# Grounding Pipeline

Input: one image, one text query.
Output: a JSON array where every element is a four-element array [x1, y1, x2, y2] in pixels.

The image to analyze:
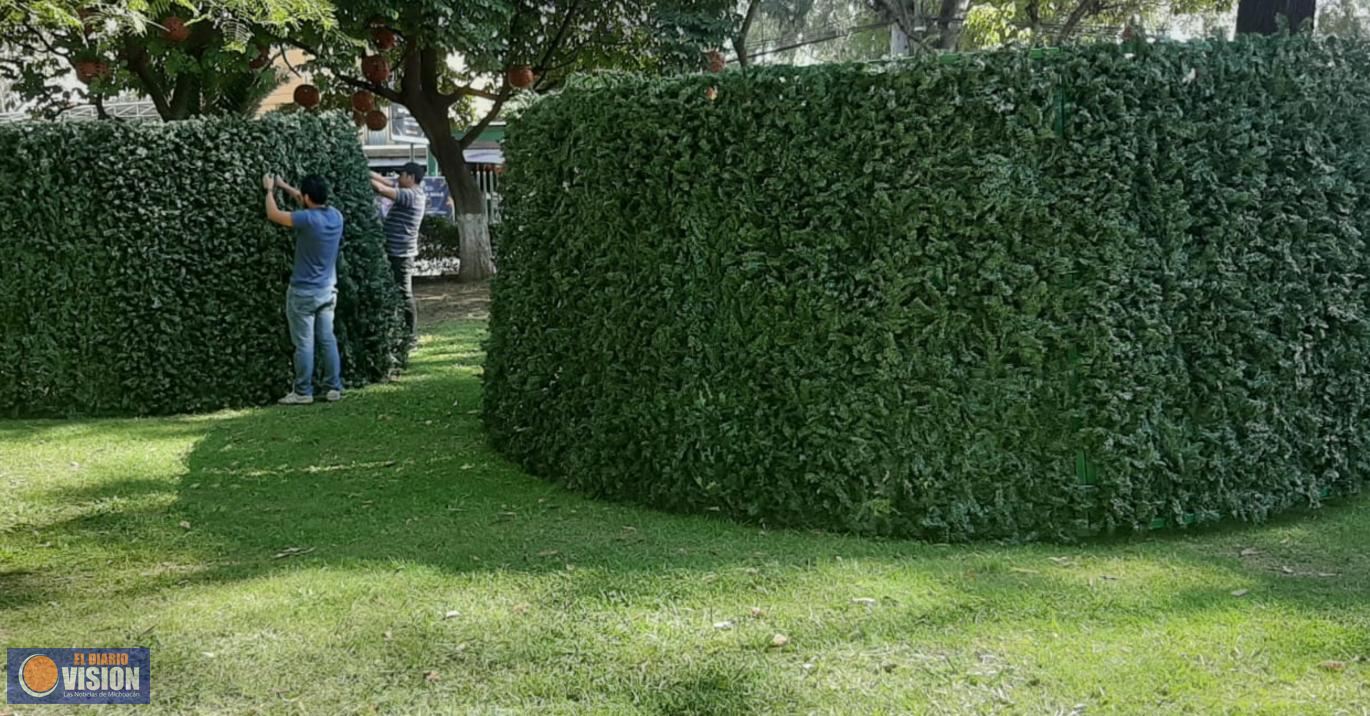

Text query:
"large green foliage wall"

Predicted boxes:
[[485, 37, 1370, 541], [0, 114, 407, 416]]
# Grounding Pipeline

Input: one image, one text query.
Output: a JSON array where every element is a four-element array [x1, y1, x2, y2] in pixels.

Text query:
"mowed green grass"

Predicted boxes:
[[2, 319, 1368, 716]]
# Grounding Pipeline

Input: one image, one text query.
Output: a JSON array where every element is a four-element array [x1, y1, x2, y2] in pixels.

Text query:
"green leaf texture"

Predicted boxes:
[[486, 37, 1370, 541]]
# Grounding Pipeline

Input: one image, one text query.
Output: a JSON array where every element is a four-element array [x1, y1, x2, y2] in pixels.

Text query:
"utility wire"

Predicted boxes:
[[742, 19, 894, 60]]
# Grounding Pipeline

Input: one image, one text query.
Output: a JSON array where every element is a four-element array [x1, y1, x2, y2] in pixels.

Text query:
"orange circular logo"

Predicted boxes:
[[19, 654, 59, 698]]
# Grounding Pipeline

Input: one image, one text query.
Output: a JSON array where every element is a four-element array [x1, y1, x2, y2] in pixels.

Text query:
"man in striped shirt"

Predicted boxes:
[[370, 162, 427, 346]]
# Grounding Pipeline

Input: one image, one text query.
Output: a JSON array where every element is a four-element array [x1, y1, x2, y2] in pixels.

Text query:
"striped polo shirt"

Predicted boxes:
[[384, 187, 426, 258]]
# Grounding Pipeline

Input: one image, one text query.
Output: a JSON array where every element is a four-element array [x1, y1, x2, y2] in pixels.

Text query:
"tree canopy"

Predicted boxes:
[[272, 0, 737, 281], [0, 0, 328, 119]]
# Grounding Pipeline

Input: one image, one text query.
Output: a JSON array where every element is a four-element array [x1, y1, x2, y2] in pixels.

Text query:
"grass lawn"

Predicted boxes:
[[2, 312, 1368, 715]]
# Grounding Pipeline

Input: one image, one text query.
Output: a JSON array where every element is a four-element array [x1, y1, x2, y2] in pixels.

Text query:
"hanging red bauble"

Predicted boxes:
[[293, 84, 321, 109], [75, 60, 109, 84], [362, 55, 390, 84], [163, 16, 191, 43], [372, 27, 396, 50], [506, 64, 534, 89], [706, 50, 725, 73], [365, 109, 388, 131], [351, 90, 375, 113]]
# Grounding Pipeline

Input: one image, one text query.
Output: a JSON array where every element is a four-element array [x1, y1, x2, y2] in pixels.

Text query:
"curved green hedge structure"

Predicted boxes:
[[485, 38, 1370, 541], [0, 114, 406, 416]]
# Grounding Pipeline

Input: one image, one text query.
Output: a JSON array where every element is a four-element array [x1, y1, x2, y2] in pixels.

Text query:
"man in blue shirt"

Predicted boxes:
[[263, 173, 344, 405]]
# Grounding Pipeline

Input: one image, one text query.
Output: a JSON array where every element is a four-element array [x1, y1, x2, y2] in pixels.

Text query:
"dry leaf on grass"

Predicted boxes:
[[442, 610, 461, 620], [1240, 548, 1261, 557], [713, 620, 735, 630], [178, 521, 191, 530], [512, 603, 530, 615], [770, 633, 790, 648], [1320, 660, 1347, 672], [750, 607, 766, 618], [536, 549, 560, 557], [424, 670, 441, 683], [851, 597, 878, 607], [1231, 589, 1250, 597], [272, 546, 315, 559], [383, 630, 393, 641]]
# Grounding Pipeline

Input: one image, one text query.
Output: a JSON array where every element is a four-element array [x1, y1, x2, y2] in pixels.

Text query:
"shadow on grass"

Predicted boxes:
[[18, 320, 1370, 630]]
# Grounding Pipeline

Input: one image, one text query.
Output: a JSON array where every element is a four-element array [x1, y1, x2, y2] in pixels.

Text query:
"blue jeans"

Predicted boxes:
[[286, 285, 342, 396]]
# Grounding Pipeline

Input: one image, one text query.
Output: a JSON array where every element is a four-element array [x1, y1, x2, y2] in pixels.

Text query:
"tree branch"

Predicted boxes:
[[534, 0, 583, 74], [253, 26, 405, 104], [335, 72, 403, 103], [420, 46, 441, 95], [459, 88, 511, 150], [470, 85, 501, 100], [167, 71, 197, 119], [122, 41, 173, 119], [398, 38, 423, 104]]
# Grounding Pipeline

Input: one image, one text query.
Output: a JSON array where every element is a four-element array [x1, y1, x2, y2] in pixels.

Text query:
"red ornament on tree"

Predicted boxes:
[[75, 59, 109, 85], [352, 110, 367, 127], [506, 64, 535, 89], [351, 90, 375, 113], [248, 47, 271, 70], [372, 27, 396, 50], [163, 16, 191, 43], [365, 109, 388, 131], [706, 50, 725, 73], [293, 84, 321, 109], [362, 55, 390, 84]]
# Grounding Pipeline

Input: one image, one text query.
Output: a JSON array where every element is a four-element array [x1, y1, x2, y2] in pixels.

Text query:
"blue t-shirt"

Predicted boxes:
[[290, 207, 343, 290]]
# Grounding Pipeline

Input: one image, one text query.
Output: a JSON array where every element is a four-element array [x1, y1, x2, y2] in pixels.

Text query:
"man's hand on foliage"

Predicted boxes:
[[262, 173, 276, 192], [275, 176, 303, 202]]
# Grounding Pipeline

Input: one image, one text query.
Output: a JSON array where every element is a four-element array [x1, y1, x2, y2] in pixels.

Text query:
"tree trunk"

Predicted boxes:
[[936, 0, 970, 50], [733, 0, 762, 67], [411, 101, 496, 282], [1236, 0, 1315, 34], [1055, 0, 1098, 44], [890, 24, 910, 55]]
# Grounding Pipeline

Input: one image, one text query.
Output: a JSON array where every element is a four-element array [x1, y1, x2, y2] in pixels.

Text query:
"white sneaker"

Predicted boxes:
[[278, 392, 314, 405], [325, 390, 342, 402]]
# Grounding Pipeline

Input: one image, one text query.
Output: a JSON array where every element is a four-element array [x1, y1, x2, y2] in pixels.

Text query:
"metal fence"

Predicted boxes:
[[471, 165, 503, 224]]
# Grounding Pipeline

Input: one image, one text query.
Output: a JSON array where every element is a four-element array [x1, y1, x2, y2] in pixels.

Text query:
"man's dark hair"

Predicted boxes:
[[401, 162, 426, 183], [300, 175, 329, 205]]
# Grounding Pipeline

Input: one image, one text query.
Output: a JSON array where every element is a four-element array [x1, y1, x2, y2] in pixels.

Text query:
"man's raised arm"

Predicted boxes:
[[370, 172, 398, 200], [263, 174, 293, 227], [274, 176, 304, 204]]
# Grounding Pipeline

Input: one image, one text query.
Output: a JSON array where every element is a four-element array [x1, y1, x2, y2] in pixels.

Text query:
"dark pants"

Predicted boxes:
[[389, 255, 417, 343]]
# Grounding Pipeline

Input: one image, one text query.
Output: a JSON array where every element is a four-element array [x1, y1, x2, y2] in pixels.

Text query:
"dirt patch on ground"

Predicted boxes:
[[416, 277, 490, 324]]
